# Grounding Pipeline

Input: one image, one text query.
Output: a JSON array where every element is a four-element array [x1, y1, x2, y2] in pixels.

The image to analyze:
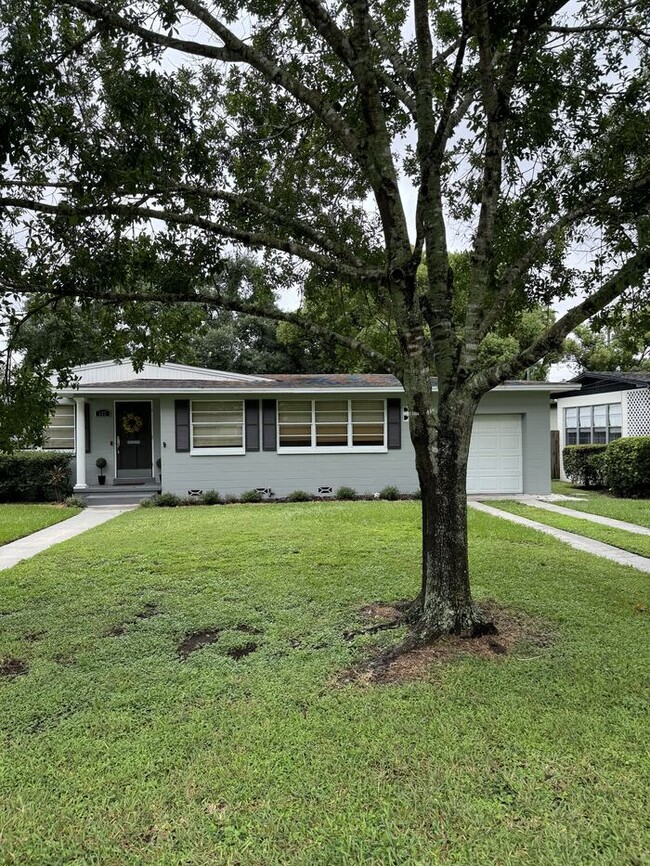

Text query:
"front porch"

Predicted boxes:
[[71, 396, 163, 502]]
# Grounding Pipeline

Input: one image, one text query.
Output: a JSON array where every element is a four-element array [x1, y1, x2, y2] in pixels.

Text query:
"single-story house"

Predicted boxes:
[[551, 371, 650, 481], [43, 360, 573, 503]]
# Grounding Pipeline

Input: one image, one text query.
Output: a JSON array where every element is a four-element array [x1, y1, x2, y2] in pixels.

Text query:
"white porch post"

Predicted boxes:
[[74, 397, 87, 489]]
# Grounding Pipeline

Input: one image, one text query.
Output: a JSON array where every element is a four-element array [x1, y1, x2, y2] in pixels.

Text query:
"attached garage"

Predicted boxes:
[[467, 414, 523, 494]]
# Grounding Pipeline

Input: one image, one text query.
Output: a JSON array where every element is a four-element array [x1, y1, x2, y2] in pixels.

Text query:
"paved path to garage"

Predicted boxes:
[[520, 498, 650, 535], [0, 506, 135, 572], [469, 500, 650, 573]]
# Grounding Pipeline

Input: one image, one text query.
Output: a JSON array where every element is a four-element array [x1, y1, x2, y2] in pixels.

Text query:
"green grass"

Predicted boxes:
[[0, 503, 80, 546], [552, 481, 650, 528], [492, 500, 650, 558], [0, 502, 648, 865]]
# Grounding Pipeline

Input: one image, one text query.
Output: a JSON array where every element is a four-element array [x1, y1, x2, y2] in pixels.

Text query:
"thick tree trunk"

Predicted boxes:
[[404, 383, 495, 643]]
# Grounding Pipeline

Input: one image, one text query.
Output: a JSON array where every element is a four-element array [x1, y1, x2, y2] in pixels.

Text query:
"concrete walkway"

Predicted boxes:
[[520, 498, 650, 535], [469, 500, 650, 573], [0, 506, 135, 571]]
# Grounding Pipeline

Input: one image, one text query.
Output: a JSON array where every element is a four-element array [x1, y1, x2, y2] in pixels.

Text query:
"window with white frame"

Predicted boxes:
[[564, 403, 622, 446], [191, 400, 244, 452], [43, 404, 75, 450], [278, 399, 386, 451]]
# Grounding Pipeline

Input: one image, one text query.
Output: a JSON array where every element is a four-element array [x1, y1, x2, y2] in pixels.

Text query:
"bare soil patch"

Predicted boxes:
[[177, 628, 222, 660], [339, 600, 553, 686], [0, 657, 29, 679], [226, 642, 258, 660]]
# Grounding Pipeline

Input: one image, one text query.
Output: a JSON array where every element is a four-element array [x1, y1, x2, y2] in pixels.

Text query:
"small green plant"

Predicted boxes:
[[181, 495, 203, 506], [202, 489, 223, 505], [95, 457, 108, 485], [223, 493, 240, 504], [139, 498, 154, 508], [412, 488, 422, 500], [379, 485, 400, 500], [63, 495, 86, 508], [285, 490, 313, 502], [240, 489, 263, 503], [336, 486, 357, 500], [48, 465, 69, 503], [151, 492, 182, 507]]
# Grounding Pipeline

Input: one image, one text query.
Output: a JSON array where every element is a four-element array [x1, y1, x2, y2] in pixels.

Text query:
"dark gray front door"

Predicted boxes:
[[116, 402, 152, 476]]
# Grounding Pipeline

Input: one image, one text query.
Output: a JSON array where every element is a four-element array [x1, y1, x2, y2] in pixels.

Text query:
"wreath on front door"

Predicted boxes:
[[122, 412, 144, 434]]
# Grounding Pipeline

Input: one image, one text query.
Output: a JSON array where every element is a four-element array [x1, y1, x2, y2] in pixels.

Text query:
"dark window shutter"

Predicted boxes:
[[245, 399, 260, 451], [387, 398, 401, 449], [84, 402, 91, 453], [262, 399, 277, 451], [175, 400, 190, 452]]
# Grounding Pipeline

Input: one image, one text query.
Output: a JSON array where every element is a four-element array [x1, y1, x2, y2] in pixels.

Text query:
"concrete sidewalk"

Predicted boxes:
[[470, 500, 650, 573], [520, 498, 650, 536], [0, 506, 135, 571]]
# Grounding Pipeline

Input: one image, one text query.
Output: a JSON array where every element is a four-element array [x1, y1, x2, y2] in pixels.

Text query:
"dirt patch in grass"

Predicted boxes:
[[23, 630, 46, 643], [234, 623, 262, 635], [106, 602, 160, 637], [339, 600, 554, 686], [226, 642, 258, 660], [0, 657, 29, 679], [177, 628, 222, 660]]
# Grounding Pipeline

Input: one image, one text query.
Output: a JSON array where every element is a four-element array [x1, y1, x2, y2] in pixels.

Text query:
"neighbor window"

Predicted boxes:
[[191, 400, 244, 452], [43, 404, 75, 450], [564, 403, 622, 446], [278, 399, 386, 451]]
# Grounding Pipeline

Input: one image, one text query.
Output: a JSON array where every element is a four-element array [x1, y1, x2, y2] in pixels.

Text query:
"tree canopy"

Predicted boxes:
[[1, 0, 648, 640]]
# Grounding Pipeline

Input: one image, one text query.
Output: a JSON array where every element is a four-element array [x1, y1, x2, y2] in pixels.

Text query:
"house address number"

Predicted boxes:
[[96, 409, 110, 417]]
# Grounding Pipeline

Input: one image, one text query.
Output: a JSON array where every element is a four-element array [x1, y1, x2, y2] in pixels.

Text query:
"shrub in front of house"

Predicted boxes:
[[202, 489, 223, 505], [240, 489, 263, 503], [223, 493, 240, 504], [379, 485, 400, 500], [150, 492, 182, 507], [603, 437, 650, 498], [285, 490, 314, 502], [336, 486, 357, 500], [562, 444, 608, 489], [0, 451, 73, 503], [64, 495, 87, 509]]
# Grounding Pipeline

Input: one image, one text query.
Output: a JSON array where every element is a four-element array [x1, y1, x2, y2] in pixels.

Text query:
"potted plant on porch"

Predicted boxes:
[[96, 457, 107, 485]]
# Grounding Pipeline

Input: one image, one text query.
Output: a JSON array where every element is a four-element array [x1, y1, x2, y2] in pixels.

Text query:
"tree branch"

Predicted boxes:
[[16, 285, 399, 373], [0, 196, 383, 284], [468, 250, 650, 394]]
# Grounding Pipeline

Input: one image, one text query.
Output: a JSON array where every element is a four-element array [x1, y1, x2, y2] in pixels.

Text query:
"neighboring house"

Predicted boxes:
[[551, 371, 650, 481], [42, 360, 573, 504]]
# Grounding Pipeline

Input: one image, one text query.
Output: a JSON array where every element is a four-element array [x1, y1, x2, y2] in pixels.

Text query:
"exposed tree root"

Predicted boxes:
[[336, 599, 552, 686]]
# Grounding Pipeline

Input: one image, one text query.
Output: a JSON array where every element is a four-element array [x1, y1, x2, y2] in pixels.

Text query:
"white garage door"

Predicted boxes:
[[467, 414, 523, 494]]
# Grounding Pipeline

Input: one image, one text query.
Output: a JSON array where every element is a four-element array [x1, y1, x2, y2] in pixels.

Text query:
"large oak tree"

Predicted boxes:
[[1, 0, 648, 642]]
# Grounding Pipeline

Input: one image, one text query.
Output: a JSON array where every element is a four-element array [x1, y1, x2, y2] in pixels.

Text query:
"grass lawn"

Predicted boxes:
[[0, 503, 80, 546], [492, 500, 650, 559], [552, 480, 650, 528], [0, 502, 648, 865]]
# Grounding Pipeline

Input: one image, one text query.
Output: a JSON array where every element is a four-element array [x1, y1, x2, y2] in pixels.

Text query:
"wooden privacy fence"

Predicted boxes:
[[550, 430, 560, 479]]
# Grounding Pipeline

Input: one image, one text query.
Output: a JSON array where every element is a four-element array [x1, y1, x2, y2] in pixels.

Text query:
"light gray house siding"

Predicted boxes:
[[56, 361, 560, 498], [157, 391, 551, 497]]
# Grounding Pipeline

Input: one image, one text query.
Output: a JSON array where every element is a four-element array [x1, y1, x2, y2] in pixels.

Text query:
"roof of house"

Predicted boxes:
[[551, 370, 650, 399], [55, 362, 575, 396]]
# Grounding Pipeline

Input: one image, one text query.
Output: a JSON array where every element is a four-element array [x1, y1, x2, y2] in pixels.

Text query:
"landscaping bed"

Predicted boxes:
[[0, 502, 648, 864]]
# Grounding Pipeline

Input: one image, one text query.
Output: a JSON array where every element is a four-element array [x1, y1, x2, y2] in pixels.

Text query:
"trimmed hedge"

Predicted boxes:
[[0, 451, 73, 502], [603, 437, 650, 498], [562, 444, 608, 489]]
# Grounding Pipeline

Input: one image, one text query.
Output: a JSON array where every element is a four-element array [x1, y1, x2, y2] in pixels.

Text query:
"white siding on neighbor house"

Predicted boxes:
[[157, 390, 551, 497], [554, 389, 628, 480], [68, 360, 273, 385]]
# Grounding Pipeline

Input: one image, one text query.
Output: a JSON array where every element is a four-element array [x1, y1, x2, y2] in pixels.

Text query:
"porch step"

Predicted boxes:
[[112, 477, 157, 486], [80, 484, 161, 506]]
